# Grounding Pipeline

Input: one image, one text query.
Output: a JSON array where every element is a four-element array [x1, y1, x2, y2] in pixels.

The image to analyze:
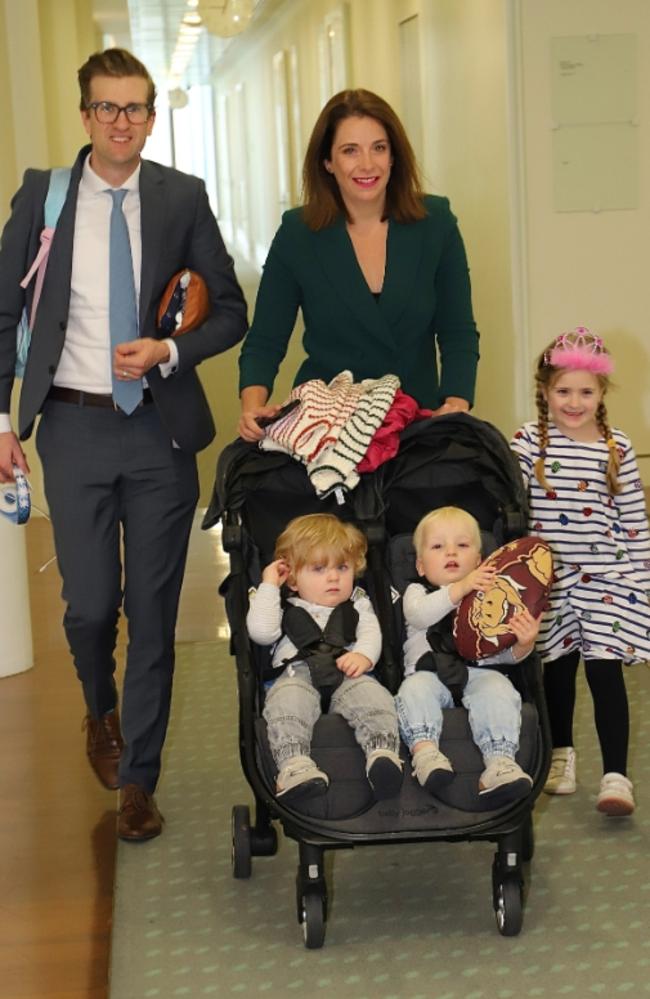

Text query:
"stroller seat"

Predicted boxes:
[[255, 701, 540, 826]]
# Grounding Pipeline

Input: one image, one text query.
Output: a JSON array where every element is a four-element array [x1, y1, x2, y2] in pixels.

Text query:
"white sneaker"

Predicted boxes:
[[411, 743, 454, 794], [366, 747, 404, 800], [544, 747, 577, 795], [276, 755, 329, 804], [596, 772, 635, 817], [479, 756, 532, 807]]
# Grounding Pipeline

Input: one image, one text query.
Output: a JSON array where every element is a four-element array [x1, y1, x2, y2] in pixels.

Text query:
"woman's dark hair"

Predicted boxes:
[[78, 48, 157, 110], [302, 89, 426, 230]]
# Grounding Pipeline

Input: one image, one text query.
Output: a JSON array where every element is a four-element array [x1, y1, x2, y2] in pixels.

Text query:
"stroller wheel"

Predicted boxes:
[[301, 891, 326, 949], [231, 805, 252, 879], [494, 879, 523, 936]]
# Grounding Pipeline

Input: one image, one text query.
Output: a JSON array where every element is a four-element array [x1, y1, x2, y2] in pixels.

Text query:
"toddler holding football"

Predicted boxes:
[[395, 506, 540, 806]]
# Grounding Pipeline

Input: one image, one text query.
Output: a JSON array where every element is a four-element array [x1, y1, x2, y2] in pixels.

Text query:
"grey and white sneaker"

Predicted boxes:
[[479, 756, 532, 807], [411, 743, 455, 795], [366, 748, 404, 800], [596, 772, 635, 817], [544, 747, 577, 795], [276, 755, 329, 804]]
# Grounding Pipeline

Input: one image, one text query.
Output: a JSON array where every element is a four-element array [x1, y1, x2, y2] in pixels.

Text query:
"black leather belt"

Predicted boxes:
[[47, 386, 153, 409]]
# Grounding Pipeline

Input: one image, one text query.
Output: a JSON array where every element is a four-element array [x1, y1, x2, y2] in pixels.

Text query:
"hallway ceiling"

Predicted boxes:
[[91, 1, 270, 90]]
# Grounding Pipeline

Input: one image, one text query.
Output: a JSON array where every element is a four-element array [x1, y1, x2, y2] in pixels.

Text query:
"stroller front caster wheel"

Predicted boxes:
[[300, 891, 326, 949], [494, 879, 523, 936], [231, 805, 252, 879]]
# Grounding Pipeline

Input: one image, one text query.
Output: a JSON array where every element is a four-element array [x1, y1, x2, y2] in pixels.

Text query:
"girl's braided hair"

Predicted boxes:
[[533, 328, 620, 495]]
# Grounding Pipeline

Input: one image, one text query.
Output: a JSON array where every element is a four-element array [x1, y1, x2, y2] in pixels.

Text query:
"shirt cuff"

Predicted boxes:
[[158, 338, 179, 378], [0, 413, 12, 434]]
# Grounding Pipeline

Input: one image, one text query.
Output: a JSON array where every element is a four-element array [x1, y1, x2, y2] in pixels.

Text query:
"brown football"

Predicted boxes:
[[453, 535, 553, 660], [157, 269, 210, 336]]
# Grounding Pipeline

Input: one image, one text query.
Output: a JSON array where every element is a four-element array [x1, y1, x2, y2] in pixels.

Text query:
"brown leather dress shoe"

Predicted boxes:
[[117, 784, 164, 842], [83, 710, 123, 790]]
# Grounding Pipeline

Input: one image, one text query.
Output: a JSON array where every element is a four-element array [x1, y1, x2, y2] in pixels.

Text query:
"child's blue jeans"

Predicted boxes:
[[395, 667, 521, 760]]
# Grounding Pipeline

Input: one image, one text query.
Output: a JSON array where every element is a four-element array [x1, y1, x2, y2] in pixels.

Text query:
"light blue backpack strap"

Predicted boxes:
[[43, 167, 71, 227], [15, 167, 71, 378]]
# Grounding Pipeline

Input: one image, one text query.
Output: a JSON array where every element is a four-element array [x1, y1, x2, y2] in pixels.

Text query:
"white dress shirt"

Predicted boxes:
[[0, 154, 177, 433]]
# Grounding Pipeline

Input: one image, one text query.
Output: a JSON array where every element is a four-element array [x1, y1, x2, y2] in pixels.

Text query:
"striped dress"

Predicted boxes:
[[511, 422, 650, 664]]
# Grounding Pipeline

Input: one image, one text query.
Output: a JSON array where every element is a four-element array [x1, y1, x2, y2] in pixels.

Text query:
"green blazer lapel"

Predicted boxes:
[[311, 218, 397, 353], [379, 216, 427, 328], [138, 160, 165, 331]]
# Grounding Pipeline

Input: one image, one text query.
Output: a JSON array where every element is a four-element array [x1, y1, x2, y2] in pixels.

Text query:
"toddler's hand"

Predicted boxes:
[[336, 652, 373, 678], [509, 608, 542, 659], [460, 564, 497, 598], [261, 558, 290, 588]]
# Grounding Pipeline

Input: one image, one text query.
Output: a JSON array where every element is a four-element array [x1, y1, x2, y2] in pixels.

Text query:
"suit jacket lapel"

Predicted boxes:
[[311, 218, 396, 353], [311, 214, 427, 352], [380, 215, 427, 328], [138, 160, 165, 331]]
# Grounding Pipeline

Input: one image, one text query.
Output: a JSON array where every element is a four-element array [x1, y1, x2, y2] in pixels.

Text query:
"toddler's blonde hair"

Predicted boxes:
[[413, 506, 482, 559]]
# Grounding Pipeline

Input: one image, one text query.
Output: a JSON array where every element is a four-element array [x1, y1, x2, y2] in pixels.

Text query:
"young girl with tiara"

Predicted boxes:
[[511, 327, 650, 816]]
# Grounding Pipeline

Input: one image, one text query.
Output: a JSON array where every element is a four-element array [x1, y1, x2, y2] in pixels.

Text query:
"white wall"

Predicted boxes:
[[518, 0, 650, 479], [413, 0, 517, 433]]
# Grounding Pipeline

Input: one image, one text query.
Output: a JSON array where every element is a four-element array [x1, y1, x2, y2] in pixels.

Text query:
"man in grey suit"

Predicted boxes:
[[0, 49, 247, 840]]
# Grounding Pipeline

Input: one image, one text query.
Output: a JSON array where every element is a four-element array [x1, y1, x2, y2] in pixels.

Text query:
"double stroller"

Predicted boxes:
[[203, 413, 552, 947]]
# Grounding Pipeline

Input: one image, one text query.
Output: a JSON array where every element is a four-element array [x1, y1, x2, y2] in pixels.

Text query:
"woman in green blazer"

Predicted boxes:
[[238, 89, 479, 441]]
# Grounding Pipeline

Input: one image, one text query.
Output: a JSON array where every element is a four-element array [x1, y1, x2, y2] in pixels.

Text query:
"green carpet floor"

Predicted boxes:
[[110, 643, 650, 998]]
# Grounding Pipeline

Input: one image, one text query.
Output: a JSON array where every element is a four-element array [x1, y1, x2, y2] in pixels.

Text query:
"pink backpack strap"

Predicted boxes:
[[20, 226, 55, 329]]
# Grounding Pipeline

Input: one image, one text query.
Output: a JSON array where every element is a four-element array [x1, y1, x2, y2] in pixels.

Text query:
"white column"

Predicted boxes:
[[1, 0, 39, 677], [0, 519, 33, 676]]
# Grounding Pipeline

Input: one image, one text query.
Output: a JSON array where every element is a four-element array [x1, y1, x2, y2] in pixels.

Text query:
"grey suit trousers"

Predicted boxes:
[[36, 397, 199, 791]]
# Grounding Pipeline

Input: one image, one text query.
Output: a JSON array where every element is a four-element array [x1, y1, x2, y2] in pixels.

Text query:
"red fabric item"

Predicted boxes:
[[357, 389, 433, 473]]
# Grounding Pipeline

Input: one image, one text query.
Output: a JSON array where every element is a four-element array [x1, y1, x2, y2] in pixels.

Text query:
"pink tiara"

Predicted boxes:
[[544, 327, 614, 375]]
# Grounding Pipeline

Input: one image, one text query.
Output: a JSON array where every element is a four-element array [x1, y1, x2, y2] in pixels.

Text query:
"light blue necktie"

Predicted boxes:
[[108, 189, 143, 414]]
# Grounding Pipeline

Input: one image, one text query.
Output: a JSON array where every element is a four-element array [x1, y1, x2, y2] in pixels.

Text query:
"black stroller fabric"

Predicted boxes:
[[203, 438, 383, 567], [379, 413, 529, 539]]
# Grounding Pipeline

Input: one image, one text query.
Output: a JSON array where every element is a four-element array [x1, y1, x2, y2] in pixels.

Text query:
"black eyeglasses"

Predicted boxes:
[[86, 101, 154, 125]]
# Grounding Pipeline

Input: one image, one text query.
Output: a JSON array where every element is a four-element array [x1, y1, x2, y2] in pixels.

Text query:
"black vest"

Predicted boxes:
[[280, 600, 359, 702]]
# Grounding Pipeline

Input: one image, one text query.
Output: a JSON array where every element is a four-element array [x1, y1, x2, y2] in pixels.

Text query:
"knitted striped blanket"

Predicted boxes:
[[259, 371, 400, 498]]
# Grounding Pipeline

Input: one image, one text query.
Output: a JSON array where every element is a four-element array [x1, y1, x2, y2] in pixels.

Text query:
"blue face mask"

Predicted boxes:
[[0, 467, 31, 525]]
